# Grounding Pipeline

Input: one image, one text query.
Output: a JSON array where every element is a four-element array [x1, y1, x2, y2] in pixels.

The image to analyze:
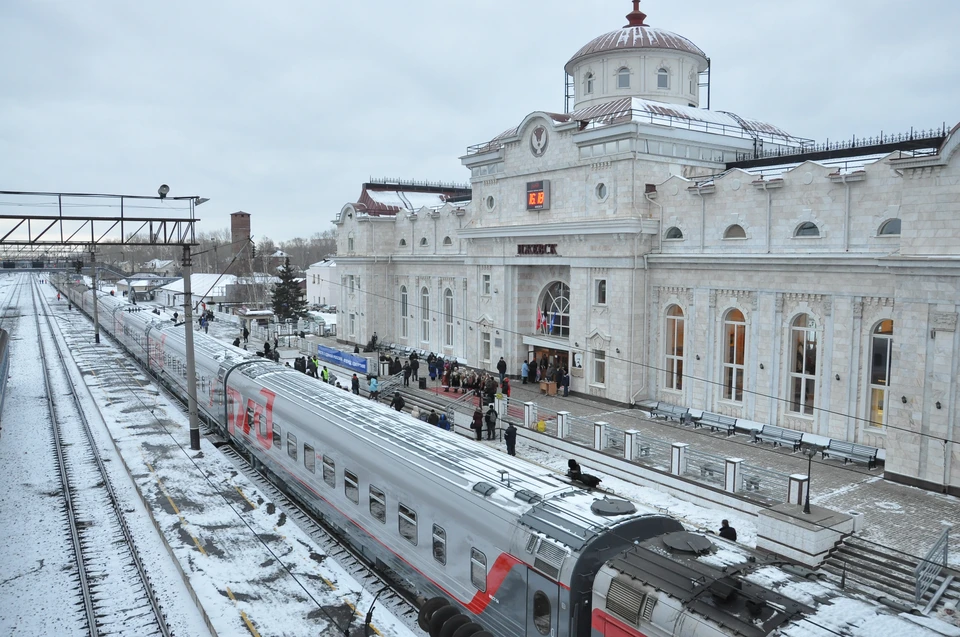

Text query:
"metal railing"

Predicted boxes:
[[915, 525, 951, 604], [734, 125, 948, 163], [738, 463, 791, 499], [684, 448, 728, 485]]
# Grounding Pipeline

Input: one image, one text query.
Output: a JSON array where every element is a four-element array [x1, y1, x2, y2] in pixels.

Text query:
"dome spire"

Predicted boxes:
[[624, 0, 648, 27]]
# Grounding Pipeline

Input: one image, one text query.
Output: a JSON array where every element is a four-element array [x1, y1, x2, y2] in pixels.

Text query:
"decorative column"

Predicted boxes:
[[524, 401, 537, 429], [594, 422, 608, 451], [671, 443, 688, 476], [556, 411, 570, 438], [724, 458, 743, 493]]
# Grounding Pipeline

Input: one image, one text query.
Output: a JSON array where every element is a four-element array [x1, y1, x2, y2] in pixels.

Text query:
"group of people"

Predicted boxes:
[[521, 357, 571, 396]]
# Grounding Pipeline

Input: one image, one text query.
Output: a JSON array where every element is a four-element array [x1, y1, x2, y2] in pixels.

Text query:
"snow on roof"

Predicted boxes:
[[365, 189, 448, 210], [158, 273, 238, 297], [308, 258, 336, 268], [565, 25, 706, 73], [741, 153, 890, 180]]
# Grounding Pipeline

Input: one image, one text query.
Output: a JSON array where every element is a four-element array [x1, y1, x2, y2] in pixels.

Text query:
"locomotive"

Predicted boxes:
[[61, 282, 950, 637]]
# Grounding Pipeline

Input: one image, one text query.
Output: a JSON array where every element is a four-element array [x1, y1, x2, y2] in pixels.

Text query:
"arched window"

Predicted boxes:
[[724, 224, 746, 239], [420, 287, 430, 343], [533, 591, 552, 635], [789, 314, 817, 415], [539, 282, 570, 337], [665, 226, 684, 240], [584, 72, 594, 94], [665, 305, 684, 390], [443, 288, 454, 348], [868, 320, 893, 428], [879, 219, 901, 235], [419, 237, 428, 247], [795, 221, 820, 237], [657, 67, 669, 89], [617, 67, 630, 89], [399, 238, 407, 247], [442, 236, 453, 246], [399, 286, 408, 339], [722, 309, 746, 401]]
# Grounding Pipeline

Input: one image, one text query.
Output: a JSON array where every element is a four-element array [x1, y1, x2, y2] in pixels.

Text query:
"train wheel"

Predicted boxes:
[[417, 597, 450, 631], [450, 622, 484, 637], [428, 606, 460, 637], [437, 614, 471, 637]]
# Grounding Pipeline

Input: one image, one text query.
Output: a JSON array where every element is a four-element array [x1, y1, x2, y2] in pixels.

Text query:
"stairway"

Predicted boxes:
[[821, 535, 960, 614]]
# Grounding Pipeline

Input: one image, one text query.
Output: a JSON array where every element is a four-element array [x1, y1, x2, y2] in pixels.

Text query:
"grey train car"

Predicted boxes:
[[63, 284, 951, 637]]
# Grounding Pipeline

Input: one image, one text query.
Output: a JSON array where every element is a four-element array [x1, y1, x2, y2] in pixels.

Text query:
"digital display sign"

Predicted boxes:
[[526, 180, 551, 211]]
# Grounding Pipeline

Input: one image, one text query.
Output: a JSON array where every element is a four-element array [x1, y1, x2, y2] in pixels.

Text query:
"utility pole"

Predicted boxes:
[[182, 245, 201, 450], [91, 247, 100, 344]]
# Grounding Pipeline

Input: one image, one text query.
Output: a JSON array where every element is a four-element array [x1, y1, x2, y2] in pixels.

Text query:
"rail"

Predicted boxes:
[[915, 525, 951, 605]]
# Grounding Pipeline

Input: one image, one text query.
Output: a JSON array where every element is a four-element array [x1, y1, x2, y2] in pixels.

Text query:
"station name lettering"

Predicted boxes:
[[517, 244, 558, 255]]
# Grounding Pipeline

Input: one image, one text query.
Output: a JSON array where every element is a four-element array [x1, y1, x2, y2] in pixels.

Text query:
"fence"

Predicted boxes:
[[915, 524, 951, 605]]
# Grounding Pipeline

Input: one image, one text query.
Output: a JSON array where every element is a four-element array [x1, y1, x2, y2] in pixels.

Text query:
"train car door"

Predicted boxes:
[[526, 571, 559, 637]]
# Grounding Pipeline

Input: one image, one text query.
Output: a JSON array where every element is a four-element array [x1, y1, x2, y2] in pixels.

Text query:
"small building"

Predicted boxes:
[[142, 258, 176, 276], [156, 273, 235, 310], [305, 258, 338, 308]]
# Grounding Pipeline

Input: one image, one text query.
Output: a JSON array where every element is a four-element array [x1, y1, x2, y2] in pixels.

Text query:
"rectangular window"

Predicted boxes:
[[258, 412, 266, 438], [432, 525, 446, 565], [349, 313, 356, 337], [595, 279, 607, 305], [322, 455, 336, 488], [470, 548, 487, 591], [482, 273, 491, 296], [303, 443, 316, 473], [369, 486, 386, 523], [272, 424, 281, 449], [398, 503, 418, 545], [287, 432, 298, 461], [593, 349, 606, 385], [344, 470, 359, 504], [481, 332, 491, 362], [348, 275, 355, 293], [347, 237, 355, 252]]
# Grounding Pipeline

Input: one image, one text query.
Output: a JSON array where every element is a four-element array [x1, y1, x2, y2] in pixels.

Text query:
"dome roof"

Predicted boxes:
[[565, 2, 707, 74]]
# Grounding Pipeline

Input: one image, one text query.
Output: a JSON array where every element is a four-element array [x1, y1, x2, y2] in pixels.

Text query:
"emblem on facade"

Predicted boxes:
[[530, 125, 548, 157]]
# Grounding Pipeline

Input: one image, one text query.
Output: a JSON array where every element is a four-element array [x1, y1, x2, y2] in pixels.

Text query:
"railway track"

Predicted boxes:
[[217, 445, 423, 633], [31, 279, 173, 637]]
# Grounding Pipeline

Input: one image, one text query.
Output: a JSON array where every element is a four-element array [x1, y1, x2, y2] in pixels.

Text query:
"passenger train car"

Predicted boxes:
[[62, 282, 951, 637]]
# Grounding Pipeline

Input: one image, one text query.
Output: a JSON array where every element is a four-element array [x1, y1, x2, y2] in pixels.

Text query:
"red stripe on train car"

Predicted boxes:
[[591, 608, 649, 637]]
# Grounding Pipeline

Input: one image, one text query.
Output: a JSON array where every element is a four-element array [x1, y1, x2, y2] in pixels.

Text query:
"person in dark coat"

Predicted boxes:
[[232, 337, 241, 347], [484, 376, 498, 405], [718, 520, 737, 542], [402, 362, 411, 387], [243, 327, 249, 343], [567, 459, 601, 488], [390, 392, 405, 412], [504, 423, 517, 456], [410, 357, 420, 381], [351, 373, 360, 395], [471, 408, 483, 441], [438, 413, 450, 431], [485, 405, 497, 441], [561, 369, 570, 397], [263, 340, 271, 355], [427, 409, 440, 427], [496, 357, 507, 383], [501, 377, 511, 398]]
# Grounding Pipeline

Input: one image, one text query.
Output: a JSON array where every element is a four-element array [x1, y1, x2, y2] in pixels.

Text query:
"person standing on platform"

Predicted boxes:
[[438, 413, 450, 431], [501, 377, 511, 398], [368, 376, 379, 400], [718, 520, 737, 542], [497, 357, 507, 383], [390, 392, 405, 412], [504, 423, 517, 456], [561, 369, 570, 397], [351, 373, 360, 395], [485, 405, 497, 441], [427, 409, 440, 427], [402, 362, 411, 387], [410, 355, 420, 381], [521, 360, 529, 384], [471, 407, 483, 441]]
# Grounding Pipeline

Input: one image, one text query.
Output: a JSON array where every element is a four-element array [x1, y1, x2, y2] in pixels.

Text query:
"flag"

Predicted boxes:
[[549, 312, 557, 334], [536, 307, 543, 332]]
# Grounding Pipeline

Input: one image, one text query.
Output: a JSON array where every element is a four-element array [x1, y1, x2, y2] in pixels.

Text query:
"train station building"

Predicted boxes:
[[331, 3, 960, 493]]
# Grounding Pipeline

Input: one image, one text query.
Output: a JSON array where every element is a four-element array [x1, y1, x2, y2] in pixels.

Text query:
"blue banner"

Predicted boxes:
[[317, 344, 369, 374]]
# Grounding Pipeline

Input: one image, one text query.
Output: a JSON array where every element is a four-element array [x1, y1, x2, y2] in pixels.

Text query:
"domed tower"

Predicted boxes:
[[564, 1, 709, 111]]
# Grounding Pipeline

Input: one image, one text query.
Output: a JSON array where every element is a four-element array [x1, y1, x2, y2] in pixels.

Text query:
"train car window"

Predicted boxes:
[[272, 424, 282, 449], [432, 525, 446, 565], [369, 486, 386, 523], [258, 412, 267, 438], [287, 433, 298, 460], [322, 456, 335, 487], [470, 548, 487, 591], [533, 591, 552, 635], [303, 444, 316, 473], [344, 470, 359, 504], [398, 504, 418, 546], [246, 407, 254, 433]]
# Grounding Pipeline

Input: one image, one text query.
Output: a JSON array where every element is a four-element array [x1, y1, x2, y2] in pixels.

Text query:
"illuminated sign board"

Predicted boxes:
[[526, 180, 551, 211]]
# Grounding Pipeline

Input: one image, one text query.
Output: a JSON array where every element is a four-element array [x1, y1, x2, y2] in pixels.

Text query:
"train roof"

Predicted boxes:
[[238, 361, 666, 552]]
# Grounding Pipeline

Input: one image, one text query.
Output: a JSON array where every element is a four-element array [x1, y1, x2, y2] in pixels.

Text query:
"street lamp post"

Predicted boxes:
[[803, 446, 820, 514]]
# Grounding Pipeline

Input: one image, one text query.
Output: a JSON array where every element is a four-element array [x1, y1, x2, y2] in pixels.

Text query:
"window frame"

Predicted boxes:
[[722, 309, 746, 402], [322, 455, 336, 488], [878, 219, 901, 236], [533, 590, 552, 635], [795, 221, 820, 237], [287, 432, 298, 461], [443, 288, 454, 348], [344, 469, 359, 504], [481, 273, 491, 296], [303, 443, 316, 473], [665, 305, 684, 391], [789, 314, 818, 416], [585, 72, 594, 94], [593, 349, 606, 386], [617, 67, 630, 89], [400, 286, 408, 339], [369, 485, 386, 523], [724, 224, 746, 239], [398, 503, 418, 546], [432, 524, 446, 565], [595, 279, 607, 306], [657, 67, 669, 89], [420, 287, 430, 343], [480, 331, 491, 362], [665, 226, 684, 240], [272, 423, 281, 449], [867, 320, 893, 429], [470, 548, 487, 591]]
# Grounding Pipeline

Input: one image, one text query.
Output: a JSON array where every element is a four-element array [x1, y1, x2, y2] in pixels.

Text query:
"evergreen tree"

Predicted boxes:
[[271, 257, 308, 322]]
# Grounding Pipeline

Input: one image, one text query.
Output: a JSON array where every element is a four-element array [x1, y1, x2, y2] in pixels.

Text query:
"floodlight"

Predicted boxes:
[[158, 184, 170, 199]]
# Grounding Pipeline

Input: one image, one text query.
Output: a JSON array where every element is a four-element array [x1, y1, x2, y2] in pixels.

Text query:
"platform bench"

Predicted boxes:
[[696, 412, 737, 436], [650, 402, 689, 422], [755, 425, 803, 451], [822, 440, 879, 469]]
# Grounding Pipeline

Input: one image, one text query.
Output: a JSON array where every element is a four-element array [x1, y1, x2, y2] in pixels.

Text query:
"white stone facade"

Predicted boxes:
[[333, 10, 960, 494]]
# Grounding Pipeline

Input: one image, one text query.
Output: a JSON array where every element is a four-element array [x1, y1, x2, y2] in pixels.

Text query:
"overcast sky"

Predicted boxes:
[[2, 0, 957, 243]]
